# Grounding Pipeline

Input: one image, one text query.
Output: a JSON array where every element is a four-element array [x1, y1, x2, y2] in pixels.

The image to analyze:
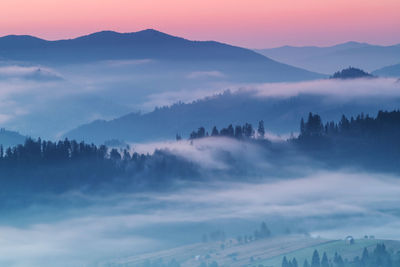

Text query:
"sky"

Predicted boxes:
[[0, 0, 399, 48]]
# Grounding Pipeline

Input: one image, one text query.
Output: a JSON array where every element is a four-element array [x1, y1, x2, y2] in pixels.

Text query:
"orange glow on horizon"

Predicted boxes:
[[0, 0, 399, 48]]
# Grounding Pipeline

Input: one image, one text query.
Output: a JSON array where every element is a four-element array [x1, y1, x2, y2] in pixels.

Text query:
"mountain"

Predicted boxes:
[[373, 63, 400, 77], [0, 128, 26, 148], [65, 89, 400, 144], [256, 42, 400, 74], [0, 29, 323, 82]]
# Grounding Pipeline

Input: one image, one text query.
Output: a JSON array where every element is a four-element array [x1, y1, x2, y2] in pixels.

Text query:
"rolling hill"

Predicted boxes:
[[373, 63, 400, 77], [65, 88, 400, 144]]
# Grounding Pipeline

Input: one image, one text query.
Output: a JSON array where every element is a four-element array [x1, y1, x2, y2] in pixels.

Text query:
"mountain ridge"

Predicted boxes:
[[0, 29, 275, 63], [64, 89, 400, 144], [0, 28, 324, 82], [256, 42, 400, 74]]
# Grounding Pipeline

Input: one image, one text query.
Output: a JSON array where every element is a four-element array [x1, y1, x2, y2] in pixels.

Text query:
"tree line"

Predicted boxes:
[[299, 110, 400, 139], [281, 243, 399, 267], [184, 109, 400, 173], [0, 138, 198, 194], [184, 120, 265, 140], [3, 109, 400, 195]]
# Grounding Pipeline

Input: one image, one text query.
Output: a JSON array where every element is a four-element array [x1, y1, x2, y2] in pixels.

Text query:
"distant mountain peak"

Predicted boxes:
[[139, 28, 165, 34], [0, 34, 46, 45], [73, 28, 180, 42], [331, 41, 371, 49]]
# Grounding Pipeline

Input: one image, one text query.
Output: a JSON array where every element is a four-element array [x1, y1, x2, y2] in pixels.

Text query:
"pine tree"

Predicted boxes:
[[258, 120, 265, 138], [311, 250, 321, 267], [243, 123, 254, 138], [321, 252, 329, 267], [300, 118, 306, 135], [227, 124, 234, 137], [361, 247, 369, 265], [211, 126, 219, 136], [197, 127, 206, 138], [235, 125, 243, 139], [282, 256, 289, 267], [292, 258, 299, 267], [260, 222, 271, 238]]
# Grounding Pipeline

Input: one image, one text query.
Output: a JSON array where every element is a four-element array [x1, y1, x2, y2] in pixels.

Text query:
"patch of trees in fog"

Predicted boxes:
[[187, 120, 265, 140], [2, 109, 400, 196], [299, 110, 400, 139], [0, 138, 198, 194], [236, 222, 271, 245], [330, 67, 373, 79], [295, 110, 400, 172], [187, 109, 400, 172]]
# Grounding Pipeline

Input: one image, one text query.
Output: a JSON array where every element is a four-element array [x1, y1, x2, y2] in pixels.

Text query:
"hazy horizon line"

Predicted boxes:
[[1, 28, 399, 50]]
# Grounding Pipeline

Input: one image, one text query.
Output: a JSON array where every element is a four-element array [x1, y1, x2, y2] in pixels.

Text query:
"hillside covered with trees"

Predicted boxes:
[[2, 109, 400, 199], [330, 67, 374, 79]]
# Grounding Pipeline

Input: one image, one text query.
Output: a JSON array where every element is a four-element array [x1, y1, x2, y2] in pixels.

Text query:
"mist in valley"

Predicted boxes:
[[1, 134, 400, 267], [0, 26, 399, 267]]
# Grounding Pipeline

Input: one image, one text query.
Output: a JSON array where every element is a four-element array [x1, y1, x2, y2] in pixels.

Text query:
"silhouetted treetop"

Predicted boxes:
[[330, 67, 374, 79]]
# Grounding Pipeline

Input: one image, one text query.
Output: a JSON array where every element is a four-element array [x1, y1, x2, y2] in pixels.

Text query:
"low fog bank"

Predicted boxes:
[[1, 62, 400, 266], [1, 168, 400, 267], [0, 59, 399, 141], [1, 136, 400, 266]]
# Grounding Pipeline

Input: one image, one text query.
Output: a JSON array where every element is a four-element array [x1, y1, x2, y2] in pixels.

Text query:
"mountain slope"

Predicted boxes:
[[373, 63, 400, 77], [256, 42, 400, 74], [0, 128, 26, 148], [65, 89, 400, 144], [0, 29, 323, 82]]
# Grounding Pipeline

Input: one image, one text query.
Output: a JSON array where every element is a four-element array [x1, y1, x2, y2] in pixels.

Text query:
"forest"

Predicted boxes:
[[189, 109, 400, 172], [0, 138, 198, 194], [1, 109, 400, 196]]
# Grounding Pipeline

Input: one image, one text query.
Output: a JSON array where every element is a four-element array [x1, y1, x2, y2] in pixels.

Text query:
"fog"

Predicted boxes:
[[2, 171, 399, 266], [247, 77, 400, 99], [1, 137, 400, 266], [0, 61, 399, 266], [0, 60, 399, 139]]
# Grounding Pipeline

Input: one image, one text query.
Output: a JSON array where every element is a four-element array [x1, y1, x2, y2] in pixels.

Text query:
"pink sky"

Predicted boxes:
[[0, 0, 399, 48]]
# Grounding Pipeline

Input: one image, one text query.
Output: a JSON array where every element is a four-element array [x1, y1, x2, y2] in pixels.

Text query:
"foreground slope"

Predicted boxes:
[[102, 236, 400, 267], [259, 238, 400, 267], [104, 235, 329, 267]]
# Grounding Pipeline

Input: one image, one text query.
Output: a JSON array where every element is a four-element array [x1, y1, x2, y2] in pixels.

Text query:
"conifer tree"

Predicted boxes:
[[321, 252, 329, 267], [311, 250, 320, 267], [258, 120, 265, 138]]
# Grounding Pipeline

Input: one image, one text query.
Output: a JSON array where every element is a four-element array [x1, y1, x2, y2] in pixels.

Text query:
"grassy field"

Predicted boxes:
[[106, 235, 329, 267], [103, 236, 400, 267], [255, 239, 400, 267]]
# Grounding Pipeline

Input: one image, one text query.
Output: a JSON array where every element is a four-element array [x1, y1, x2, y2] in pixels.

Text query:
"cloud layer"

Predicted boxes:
[[1, 136, 400, 267]]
